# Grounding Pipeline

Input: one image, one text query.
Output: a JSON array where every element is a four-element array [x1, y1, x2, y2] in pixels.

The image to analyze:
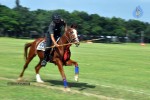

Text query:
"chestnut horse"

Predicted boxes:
[[18, 25, 80, 89]]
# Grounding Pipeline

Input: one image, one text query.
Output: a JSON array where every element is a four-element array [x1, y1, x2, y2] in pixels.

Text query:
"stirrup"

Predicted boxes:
[[41, 60, 47, 67]]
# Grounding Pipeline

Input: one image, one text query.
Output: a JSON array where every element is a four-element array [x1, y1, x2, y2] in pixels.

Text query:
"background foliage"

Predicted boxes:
[[0, 4, 150, 42]]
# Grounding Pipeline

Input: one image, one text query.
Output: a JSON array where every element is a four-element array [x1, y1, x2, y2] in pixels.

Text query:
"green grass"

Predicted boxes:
[[0, 37, 150, 100]]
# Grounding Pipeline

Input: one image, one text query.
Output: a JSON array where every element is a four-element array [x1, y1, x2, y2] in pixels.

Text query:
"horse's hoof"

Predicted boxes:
[[17, 77, 23, 81], [36, 80, 44, 83], [64, 87, 71, 92]]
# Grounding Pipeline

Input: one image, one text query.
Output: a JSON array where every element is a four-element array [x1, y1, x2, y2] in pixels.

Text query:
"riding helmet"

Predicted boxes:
[[52, 13, 61, 21]]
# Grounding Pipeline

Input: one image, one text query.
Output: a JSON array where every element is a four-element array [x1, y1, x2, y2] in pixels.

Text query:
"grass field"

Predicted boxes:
[[0, 37, 150, 100]]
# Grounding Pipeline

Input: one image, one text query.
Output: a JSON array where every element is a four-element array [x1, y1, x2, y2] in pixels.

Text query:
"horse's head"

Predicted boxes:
[[64, 25, 80, 47]]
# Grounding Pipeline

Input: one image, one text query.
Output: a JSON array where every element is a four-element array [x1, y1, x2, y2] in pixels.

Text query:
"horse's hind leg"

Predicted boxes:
[[65, 59, 79, 82], [18, 51, 36, 80], [35, 51, 44, 83]]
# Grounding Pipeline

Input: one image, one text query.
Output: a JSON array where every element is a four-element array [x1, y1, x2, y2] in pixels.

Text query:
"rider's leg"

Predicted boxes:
[[41, 37, 52, 67], [41, 35, 60, 66], [41, 48, 50, 66]]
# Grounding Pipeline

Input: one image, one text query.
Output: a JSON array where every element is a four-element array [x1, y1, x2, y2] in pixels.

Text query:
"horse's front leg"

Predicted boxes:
[[66, 59, 79, 82], [55, 58, 70, 91]]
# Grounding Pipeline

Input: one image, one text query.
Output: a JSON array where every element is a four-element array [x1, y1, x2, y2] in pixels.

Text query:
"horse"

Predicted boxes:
[[18, 25, 80, 90]]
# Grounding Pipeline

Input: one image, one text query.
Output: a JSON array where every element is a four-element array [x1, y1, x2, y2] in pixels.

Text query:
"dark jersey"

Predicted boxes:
[[47, 19, 66, 38]]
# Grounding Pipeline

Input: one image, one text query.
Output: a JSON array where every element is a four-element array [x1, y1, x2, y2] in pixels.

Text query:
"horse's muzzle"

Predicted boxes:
[[75, 42, 80, 47]]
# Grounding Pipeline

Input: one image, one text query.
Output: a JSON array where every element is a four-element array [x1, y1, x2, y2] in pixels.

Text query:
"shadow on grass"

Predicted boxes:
[[44, 79, 96, 91]]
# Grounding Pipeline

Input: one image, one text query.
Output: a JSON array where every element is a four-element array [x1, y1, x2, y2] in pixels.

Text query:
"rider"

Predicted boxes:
[[41, 13, 67, 67]]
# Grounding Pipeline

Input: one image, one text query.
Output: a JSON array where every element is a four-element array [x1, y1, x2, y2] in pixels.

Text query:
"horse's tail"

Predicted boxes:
[[24, 42, 32, 61]]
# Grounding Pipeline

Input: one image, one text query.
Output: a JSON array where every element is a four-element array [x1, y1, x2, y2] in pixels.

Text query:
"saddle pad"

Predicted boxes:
[[37, 38, 60, 51], [63, 45, 71, 61], [37, 40, 46, 51]]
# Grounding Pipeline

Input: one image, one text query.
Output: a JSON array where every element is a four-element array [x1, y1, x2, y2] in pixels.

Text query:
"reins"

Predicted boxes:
[[45, 42, 78, 49]]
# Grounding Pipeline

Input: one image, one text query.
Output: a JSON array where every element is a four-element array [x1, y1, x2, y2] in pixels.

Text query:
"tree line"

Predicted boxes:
[[0, 4, 150, 43]]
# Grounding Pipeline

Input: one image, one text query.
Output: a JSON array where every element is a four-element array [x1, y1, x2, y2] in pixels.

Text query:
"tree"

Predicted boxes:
[[0, 5, 19, 36], [16, 0, 20, 7], [91, 26, 102, 35], [126, 20, 146, 34], [145, 25, 150, 42]]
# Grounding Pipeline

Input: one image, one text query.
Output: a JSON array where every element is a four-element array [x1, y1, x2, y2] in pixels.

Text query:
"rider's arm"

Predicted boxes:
[[50, 34, 59, 47], [48, 22, 59, 47]]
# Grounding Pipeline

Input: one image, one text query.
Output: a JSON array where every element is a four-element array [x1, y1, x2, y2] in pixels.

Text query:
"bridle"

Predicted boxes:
[[64, 28, 79, 44]]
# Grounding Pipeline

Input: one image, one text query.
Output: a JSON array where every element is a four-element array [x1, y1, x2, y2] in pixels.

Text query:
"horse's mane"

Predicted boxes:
[[70, 24, 77, 29], [66, 24, 77, 30]]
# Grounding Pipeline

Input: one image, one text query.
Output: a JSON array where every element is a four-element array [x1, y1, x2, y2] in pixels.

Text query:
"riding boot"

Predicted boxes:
[[41, 48, 50, 67], [49, 54, 53, 62]]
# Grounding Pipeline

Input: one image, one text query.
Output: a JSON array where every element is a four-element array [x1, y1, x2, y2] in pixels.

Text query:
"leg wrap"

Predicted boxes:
[[63, 79, 68, 88], [75, 66, 79, 74]]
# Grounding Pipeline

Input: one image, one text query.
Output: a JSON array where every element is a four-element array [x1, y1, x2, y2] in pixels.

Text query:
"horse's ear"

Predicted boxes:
[[71, 24, 77, 29]]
